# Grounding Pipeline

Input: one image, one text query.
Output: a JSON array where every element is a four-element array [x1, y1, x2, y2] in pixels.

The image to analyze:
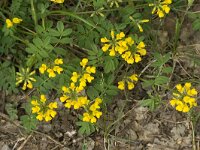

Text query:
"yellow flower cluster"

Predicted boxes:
[[50, 0, 64, 3], [71, 58, 96, 93], [16, 68, 36, 90], [59, 58, 102, 123], [31, 95, 58, 122], [6, 17, 22, 28], [101, 30, 147, 64], [118, 74, 138, 90], [149, 0, 172, 18], [170, 83, 198, 113], [60, 86, 89, 109], [60, 58, 96, 108], [39, 58, 63, 78], [83, 98, 103, 123]]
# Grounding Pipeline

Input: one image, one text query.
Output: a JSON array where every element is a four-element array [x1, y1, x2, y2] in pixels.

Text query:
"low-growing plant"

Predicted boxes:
[[1, 0, 200, 145]]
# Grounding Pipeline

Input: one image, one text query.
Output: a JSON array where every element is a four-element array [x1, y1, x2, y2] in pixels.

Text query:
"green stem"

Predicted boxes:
[[11, 35, 28, 45], [48, 10, 97, 28], [30, 0, 38, 27], [42, 17, 45, 30]]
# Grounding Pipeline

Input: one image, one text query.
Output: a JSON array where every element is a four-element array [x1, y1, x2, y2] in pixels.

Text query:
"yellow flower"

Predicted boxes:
[[60, 95, 69, 102], [86, 66, 96, 74], [22, 82, 27, 90], [79, 80, 86, 87], [39, 64, 47, 74], [170, 83, 198, 113], [16, 68, 36, 90], [93, 111, 102, 118], [109, 48, 116, 56], [187, 89, 197, 96], [80, 58, 88, 68], [44, 115, 52, 122], [184, 82, 191, 91], [31, 95, 57, 122], [62, 86, 69, 93], [83, 113, 90, 122], [47, 69, 56, 78], [90, 116, 97, 123], [129, 74, 138, 82], [125, 37, 134, 46], [82, 97, 103, 123], [102, 44, 111, 52], [31, 100, 39, 106], [101, 37, 110, 43], [149, 0, 172, 18], [118, 81, 125, 90], [49, 110, 57, 118], [40, 95, 47, 103], [66, 100, 74, 108], [127, 81, 135, 90], [101, 30, 126, 56], [12, 17, 22, 24], [71, 72, 79, 83], [48, 102, 58, 109], [83, 73, 94, 83], [137, 23, 143, 32], [116, 32, 125, 40], [79, 97, 89, 105], [32, 106, 40, 113], [53, 66, 63, 74], [134, 54, 142, 63], [170, 99, 177, 107], [95, 98, 102, 104], [163, 0, 172, 5], [6, 19, 13, 28], [36, 113, 43, 121], [50, 0, 64, 3], [162, 5, 170, 14], [175, 101, 184, 111], [70, 82, 76, 90], [182, 105, 189, 113], [157, 9, 165, 18], [176, 84, 184, 93], [27, 81, 33, 89], [73, 101, 81, 109], [54, 58, 63, 65]]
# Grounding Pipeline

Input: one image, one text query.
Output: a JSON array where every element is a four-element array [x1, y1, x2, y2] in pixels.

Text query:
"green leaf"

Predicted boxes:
[[106, 74, 115, 84], [106, 89, 118, 96], [48, 29, 60, 36], [106, 85, 119, 96], [20, 114, 37, 132], [87, 86, 99, 99], [76, 121, 95, 136], [139, 99, 156, 111], [62, 29, 72, 36], [142, 79, 155, 88], [154, 76, 169, 85], [59, 37, 72, 44], [152, 52, 171, 67], [104, 57, 115, 73], [5, 103, 18, 120], [57, 21, 64, 33], [21, 103, 32, 115], [162, 67, 173, 74]]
